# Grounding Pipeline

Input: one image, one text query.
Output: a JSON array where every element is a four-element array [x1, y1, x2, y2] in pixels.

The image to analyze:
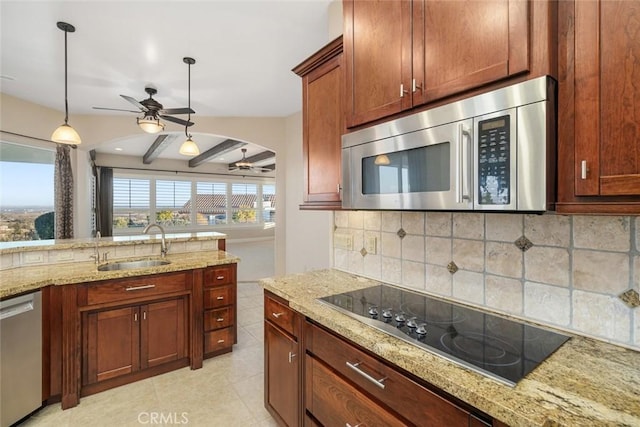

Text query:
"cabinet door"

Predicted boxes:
[[574, 0, 640, 196], [83, 306, 140, 385], [303, 53, 344, 207], [344, 0, 413, 127], [141, 298, 188, 369], [415, 0, 529, 104], [265, 321, 299, 427]]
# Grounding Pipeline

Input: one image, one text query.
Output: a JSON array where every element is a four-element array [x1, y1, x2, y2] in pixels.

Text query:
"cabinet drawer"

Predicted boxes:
[[204, 307, 234, 331], [204, 327, 233, 353], [203, 285, 234, 309], [306, 322, 471, 427], [265, 294, 296, 336], [83, 272, 188, 306], [204, 265, 235, 287], [306, 355, 406, 427]]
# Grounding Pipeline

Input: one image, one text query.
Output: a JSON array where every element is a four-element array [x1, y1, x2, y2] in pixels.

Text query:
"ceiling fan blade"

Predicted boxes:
[[161, 107, 195, 115], [120, 94, 147, 112], [159, 115, 193, 127], [92, 106, 140, 113]]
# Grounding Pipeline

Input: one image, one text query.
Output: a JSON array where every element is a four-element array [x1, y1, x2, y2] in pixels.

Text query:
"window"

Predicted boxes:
[[231, 183, 258, 224], [0, 142, 55, 241], [156, 180, 191, 227], [113, 177, 150, 230], [111, 173, 275, 234], [195, 182, 227, 225]]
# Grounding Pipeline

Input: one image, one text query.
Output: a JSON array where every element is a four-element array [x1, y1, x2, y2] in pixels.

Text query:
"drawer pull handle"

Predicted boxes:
[[346, 424, 363, 427], [346, 361, 387, 389], [216, 318, 225, 322], [216, 296, 224, 300], [288, 351, 296, 363], [125, 284, 156, 291], [272, 312, 284, 319], [216, 275, 225, 280], [217, 339, 225, 344]]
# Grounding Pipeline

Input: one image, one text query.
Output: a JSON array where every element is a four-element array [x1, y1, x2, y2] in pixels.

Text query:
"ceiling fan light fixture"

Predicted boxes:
[[137, 115, 165, 134], [179, 136, 200, 156], [52, 21, 81, 145]]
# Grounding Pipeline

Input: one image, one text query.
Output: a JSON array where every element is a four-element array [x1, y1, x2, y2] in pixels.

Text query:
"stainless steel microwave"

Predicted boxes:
[[341, 76, 556, 212]]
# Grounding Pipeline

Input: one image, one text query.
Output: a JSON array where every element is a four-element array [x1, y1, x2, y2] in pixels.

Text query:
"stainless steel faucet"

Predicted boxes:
[[143, 223, 169, 258], [90, 231, 101, 264]]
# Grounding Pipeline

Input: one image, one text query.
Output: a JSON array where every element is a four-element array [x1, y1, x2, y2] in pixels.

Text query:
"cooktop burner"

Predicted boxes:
[[319, 284, 570, 386]]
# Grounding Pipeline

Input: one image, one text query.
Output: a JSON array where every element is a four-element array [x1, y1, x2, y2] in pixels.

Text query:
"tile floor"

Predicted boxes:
[[23, 282, 277, 427]]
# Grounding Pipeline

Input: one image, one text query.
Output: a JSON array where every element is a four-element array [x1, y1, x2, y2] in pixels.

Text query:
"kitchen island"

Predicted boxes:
[[0, 232, 240, 410], [261, 269, 640, 427]]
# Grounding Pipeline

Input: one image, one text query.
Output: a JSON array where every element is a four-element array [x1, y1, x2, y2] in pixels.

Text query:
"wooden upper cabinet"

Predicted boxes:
[[416, 0, 529, 104], [293, 36, 345, 210], [344, 0, 534, 128], [557, 0, 640, 212], [344, 0, 412, 127]]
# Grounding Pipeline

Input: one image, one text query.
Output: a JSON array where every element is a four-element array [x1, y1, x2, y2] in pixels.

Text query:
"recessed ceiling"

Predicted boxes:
[[0, 0, 335, 170]]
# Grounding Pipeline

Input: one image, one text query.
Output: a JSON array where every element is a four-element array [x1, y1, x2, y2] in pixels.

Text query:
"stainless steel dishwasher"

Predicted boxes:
[[1, 291, 42, 427]]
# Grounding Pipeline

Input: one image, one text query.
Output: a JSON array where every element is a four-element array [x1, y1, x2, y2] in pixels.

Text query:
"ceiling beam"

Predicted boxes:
[[142, 134, 175, 164], [189, 139, 247, 168], [227, 150, 276, 169]]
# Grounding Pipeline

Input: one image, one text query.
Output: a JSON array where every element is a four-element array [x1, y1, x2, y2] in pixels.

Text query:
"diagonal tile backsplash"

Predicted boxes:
[[333, 211, 640, 350]]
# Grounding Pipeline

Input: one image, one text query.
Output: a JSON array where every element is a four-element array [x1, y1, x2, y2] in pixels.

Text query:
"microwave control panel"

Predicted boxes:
[[477, 115, 510, 205]]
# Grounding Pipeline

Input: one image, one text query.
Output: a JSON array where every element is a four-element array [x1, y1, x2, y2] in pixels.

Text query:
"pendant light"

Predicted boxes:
[[51, 22, 81, 145], [179, 57, 199, 156]]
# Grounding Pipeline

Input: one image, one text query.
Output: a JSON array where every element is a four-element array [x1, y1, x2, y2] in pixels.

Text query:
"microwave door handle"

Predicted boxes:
[[457, 124, 472, 204]]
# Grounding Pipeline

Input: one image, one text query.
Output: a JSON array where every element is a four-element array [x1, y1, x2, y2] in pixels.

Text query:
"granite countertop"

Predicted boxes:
[[0, 250, 239, 299], [0, 231, 227, 254], [260, 269, 640, 427]]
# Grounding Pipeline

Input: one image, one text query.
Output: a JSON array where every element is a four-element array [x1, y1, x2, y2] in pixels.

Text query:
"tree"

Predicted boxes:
[[34, 211, 55, 239], [156, 210, 174, 225], [232, 208, 256, 223]]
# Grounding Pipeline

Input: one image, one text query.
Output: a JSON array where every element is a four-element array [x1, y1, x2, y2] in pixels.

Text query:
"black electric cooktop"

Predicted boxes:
[[319, 285, 570, 386]]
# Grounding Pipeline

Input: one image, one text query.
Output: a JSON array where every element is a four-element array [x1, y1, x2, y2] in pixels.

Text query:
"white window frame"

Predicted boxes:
[[111, 171, 275, 235]]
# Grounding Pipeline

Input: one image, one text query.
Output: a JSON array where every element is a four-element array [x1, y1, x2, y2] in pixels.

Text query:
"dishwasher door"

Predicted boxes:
[[0, 291, 42, 427]]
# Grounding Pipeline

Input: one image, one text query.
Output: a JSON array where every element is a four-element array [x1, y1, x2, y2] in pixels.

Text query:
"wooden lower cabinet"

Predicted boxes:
[[264, 290, 499, 427], [202, 264, 237, 358], [306, 355, 405, 427], [265, 321, 300, 427], [82, 297, 188, 386], [264, 291, 302, 427]]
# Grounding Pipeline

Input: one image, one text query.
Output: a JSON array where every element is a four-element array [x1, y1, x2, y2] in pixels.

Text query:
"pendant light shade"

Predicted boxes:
[[52, 22, 81, 145], [180, 57, 199, 156], [179, 136, 200, 156]]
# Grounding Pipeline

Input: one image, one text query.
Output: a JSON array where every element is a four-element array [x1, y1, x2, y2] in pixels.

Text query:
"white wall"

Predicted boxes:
[[282, 112, 332, 275]]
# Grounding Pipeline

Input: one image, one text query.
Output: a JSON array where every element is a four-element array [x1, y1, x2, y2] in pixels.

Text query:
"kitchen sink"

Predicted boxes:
[[97, 259, 171, 271]]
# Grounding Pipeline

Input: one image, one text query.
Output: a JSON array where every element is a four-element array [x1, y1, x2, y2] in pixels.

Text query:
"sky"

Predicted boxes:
[[0, 161, 54, 208]]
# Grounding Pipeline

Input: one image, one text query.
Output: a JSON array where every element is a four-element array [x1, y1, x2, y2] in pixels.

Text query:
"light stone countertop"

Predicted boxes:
[[0, 231, 227, 254], [260, 269, 640, 427], [0, 250, 239, 299]]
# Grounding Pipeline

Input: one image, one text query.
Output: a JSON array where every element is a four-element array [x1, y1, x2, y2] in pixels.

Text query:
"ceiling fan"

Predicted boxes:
[[229, 148, 273, 173], [93, 86, 195, 133]]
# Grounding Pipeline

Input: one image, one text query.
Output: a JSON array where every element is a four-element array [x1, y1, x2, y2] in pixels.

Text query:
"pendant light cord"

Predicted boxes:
[[185, 61, 191, 139], [63, 28, 69, 125]]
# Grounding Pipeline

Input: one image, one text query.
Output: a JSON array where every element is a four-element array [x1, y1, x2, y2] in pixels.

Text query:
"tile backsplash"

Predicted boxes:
[[333, 211, 640, 350]]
